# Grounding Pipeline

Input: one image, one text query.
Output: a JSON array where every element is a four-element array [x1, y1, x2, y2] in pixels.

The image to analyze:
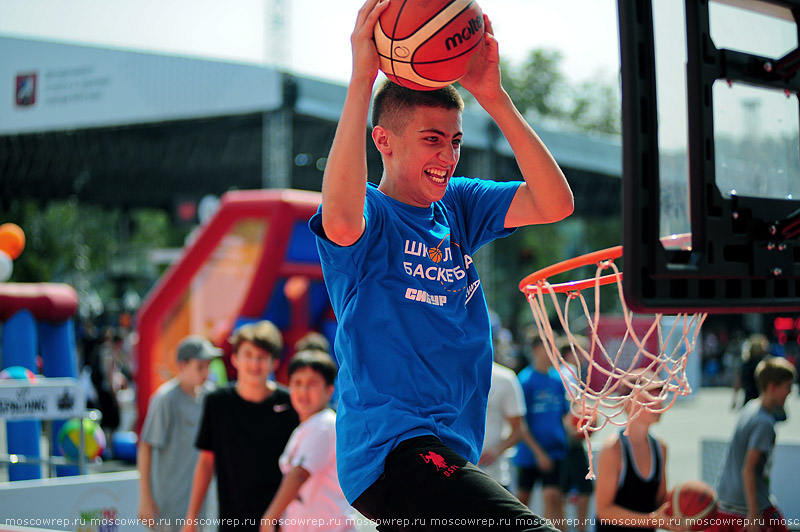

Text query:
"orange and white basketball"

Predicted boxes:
[[374, 0, 485, 90]]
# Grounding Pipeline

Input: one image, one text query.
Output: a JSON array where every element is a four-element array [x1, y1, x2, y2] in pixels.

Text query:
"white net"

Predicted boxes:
[[522, 252, 707, 478]]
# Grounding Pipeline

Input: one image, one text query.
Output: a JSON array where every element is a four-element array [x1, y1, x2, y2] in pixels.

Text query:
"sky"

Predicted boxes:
[[0, 0, 622, 86], [0, 0, 796, 152]]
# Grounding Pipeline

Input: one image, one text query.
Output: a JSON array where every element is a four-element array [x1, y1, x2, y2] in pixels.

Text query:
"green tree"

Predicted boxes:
[[3, 199, 186, 319], [568, 79, 621, 135], [502, 48, 621, 135], [467, 48, 623, 334], [503, 49, 569, 122]]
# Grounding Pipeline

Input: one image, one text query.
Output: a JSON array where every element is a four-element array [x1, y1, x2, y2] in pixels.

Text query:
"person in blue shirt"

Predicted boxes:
[[309, 0, 573, 529], [514, 332, 571, 528]]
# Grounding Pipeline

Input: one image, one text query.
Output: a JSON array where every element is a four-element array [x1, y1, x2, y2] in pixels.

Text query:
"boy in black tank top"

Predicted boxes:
[[594, 370, 682, 532]]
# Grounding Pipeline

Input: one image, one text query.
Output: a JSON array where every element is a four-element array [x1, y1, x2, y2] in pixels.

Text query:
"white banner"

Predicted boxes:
[[0, 37, 282, 134], [0, 471, 144, 532], [0, 378, 85, 421]]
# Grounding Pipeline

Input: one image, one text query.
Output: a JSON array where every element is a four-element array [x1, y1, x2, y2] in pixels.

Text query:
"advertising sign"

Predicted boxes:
[[0, 37, 282, 134], [0, 378, 84, 421]]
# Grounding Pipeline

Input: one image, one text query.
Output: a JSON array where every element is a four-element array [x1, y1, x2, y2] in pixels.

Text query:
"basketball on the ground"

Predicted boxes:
[[666, 480, 718, 531], [374, 0, 485, 90]]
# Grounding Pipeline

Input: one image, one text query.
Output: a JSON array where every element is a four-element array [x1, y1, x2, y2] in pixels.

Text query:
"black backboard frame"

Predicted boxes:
[[620, 0, 800, 313]]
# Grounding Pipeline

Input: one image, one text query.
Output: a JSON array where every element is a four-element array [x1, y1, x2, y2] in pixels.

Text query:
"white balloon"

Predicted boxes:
[[0, 250, 12, 282]]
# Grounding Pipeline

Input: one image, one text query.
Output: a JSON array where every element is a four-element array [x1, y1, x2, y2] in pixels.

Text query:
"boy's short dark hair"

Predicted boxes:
[[294, 331, 331, 354], [620, 368, 664, 397], [755, 356, 796, 392], [371, 79, 464, 133], [229, 320, 283, 358], [524, 327, 544, 351], [288, 349, 338, 386]]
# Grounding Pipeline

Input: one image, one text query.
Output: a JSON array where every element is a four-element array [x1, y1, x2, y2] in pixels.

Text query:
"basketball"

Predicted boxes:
[[666, 480, 718, 531], [374, 0, 485, 90], [57, 418, 107, 461]]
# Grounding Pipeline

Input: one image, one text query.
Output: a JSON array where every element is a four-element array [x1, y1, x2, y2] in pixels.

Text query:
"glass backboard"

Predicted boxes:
[[620, 0, 800, 313]]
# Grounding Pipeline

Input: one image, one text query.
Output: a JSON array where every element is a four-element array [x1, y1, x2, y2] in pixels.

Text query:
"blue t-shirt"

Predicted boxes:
[[310, 177, 519, 502], [513, 365, 569, 467]]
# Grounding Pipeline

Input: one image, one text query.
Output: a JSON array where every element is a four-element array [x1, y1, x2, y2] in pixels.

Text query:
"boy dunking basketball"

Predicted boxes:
[[309, 0, 573, 529]]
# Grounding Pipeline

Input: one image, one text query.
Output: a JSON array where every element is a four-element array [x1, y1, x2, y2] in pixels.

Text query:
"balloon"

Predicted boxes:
[[0, 250, 13, 282], [0, 223, 25, 260]]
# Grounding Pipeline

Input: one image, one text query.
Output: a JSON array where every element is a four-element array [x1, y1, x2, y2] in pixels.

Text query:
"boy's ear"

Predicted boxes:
[[372, 125, 392, 155]]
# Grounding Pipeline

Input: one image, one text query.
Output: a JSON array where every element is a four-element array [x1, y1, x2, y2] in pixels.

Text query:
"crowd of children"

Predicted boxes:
[[133, 1, 797, 530], [137, 323, 352, 532]]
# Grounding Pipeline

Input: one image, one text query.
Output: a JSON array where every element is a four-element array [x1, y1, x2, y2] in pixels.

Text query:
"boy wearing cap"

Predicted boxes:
[[138, 335, 222, 531]]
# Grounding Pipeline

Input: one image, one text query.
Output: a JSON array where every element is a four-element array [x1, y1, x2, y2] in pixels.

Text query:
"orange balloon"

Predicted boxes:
[[0, 223, 25, 260]]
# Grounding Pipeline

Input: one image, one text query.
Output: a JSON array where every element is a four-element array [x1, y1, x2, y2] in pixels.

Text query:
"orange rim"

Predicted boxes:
[[519, 245, 623, 295]]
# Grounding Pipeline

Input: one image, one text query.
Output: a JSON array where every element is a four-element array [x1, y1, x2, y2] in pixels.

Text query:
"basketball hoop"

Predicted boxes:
[[519, 244, 707, 479]]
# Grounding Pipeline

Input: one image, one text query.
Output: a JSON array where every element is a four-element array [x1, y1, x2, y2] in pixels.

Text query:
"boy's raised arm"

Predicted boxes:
[[321, 0, 390, 246], [459, 16, 574, 228]]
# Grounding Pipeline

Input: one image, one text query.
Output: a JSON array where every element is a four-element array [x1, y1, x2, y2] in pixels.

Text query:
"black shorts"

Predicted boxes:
[[515, 459, 567, 492], [352, 435, 558, 532], [563, 441, 593, 495]]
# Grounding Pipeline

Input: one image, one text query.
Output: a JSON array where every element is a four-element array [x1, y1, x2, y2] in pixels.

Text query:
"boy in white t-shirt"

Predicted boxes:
[[261, 350, 355, 532]]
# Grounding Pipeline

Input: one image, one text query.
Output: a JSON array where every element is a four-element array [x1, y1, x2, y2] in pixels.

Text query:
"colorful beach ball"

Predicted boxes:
[[57, 418, 106, 461], [0, 366, 36, 382]]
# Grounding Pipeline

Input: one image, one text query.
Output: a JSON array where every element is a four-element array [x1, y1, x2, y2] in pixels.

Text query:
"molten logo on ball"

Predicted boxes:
[[444, 15, 483, 51]]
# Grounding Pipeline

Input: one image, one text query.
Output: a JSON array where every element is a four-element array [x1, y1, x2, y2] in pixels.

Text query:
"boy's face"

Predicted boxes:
[[378, 105, 463, 207], [231, 340, 277, 387], [531, 343, 551, 369], [627, 386, 664, 423], [289, 366, 334, 422], [179, 358, 212, 388], [767, 379, 793, 408]]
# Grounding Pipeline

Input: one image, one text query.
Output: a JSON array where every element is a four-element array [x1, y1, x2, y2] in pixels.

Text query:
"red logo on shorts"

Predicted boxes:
[[420, 451, 461, 477]]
